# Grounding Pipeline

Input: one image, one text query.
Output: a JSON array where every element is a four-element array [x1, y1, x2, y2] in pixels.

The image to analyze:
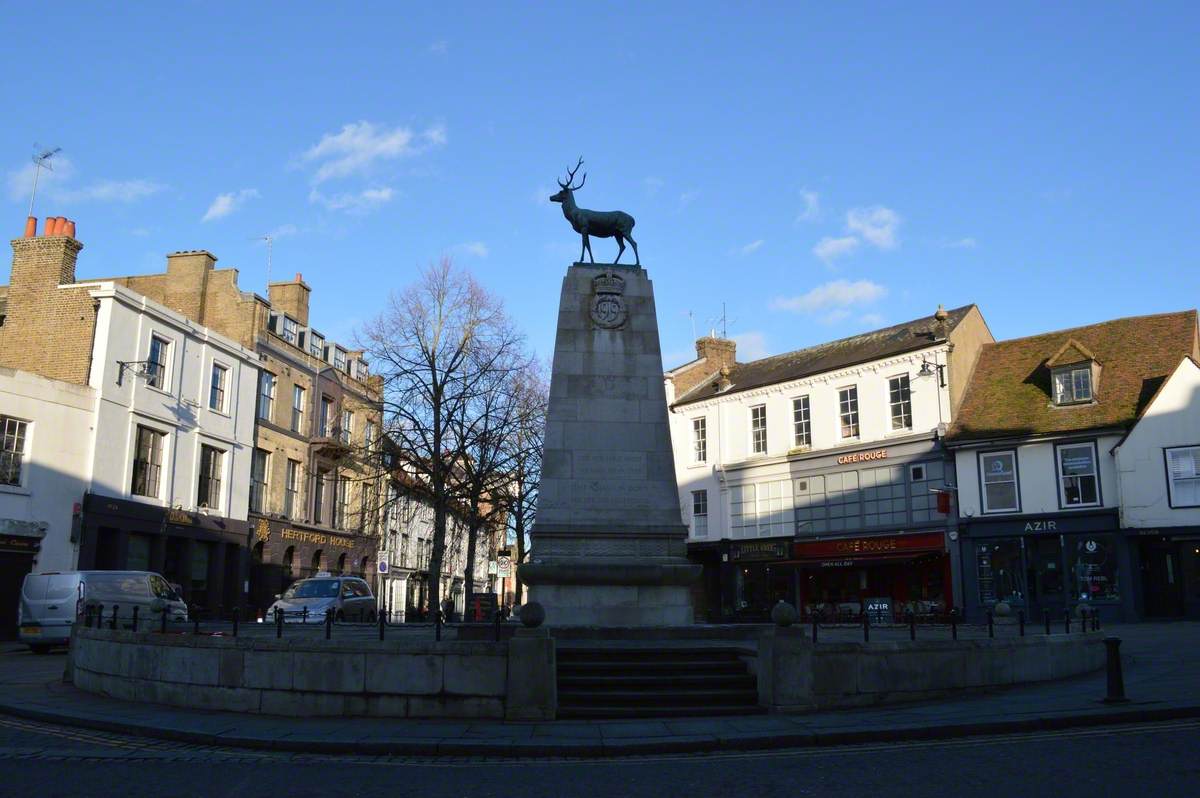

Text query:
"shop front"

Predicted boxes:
[[0, 530, 41, 639], [1129, 529, 1200, 619], [77, 494, 250, 618], [961, 511, 1133, 623], [247, 513, 377, 619], [792, 531, 951, 622]]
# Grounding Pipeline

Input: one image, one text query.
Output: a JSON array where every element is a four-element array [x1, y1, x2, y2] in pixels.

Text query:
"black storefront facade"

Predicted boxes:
[[246, 513, 378, 620], [1126, 527, 1200, 620], [689, 437, 959, 623], [960, 510, 1135, 624], [76, 493, 251, 618]]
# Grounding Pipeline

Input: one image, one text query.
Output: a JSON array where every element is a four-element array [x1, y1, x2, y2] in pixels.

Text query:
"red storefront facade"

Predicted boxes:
[[791, 531, 952, 621]]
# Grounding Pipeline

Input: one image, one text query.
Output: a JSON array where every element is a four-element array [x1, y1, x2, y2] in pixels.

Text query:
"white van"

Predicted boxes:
[[18, 571, 189, 653]]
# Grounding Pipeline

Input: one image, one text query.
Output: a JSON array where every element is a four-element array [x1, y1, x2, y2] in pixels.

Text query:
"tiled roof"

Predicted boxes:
[[672, 305, 976, 406], [946, 310, 1198, 442]]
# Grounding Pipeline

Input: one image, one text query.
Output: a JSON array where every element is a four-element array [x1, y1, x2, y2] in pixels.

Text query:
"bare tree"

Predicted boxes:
[[451, 354, 529, 616], [499, 361, 548, 607], [359, 259, 523, 620]]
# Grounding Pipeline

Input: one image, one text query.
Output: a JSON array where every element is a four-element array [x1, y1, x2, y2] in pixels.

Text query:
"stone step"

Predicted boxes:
[[558, 659, 747, 674], [559, 688, 760, 707], [558, 673, 756, 690], [557, 646, 747, 661], [558, 704, 765, 719]]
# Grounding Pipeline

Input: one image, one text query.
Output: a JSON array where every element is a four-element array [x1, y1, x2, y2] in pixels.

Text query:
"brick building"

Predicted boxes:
[[0, 217, 260, 615], [0, 216, 385, 620]]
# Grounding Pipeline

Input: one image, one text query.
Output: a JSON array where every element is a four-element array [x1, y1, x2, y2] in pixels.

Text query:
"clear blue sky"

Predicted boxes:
[[3, 3, 1198, 367]]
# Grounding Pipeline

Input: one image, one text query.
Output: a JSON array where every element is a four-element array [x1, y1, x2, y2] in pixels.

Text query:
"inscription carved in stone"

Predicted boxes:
[[573, 451, 646, 480], [589, 271, 628, 329]]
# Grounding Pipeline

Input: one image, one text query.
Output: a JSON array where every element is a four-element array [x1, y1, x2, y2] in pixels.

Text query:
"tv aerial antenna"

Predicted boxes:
[[27, 145, 62, 217], [250, 234, 274, 292], [707, 302, 736, 339]]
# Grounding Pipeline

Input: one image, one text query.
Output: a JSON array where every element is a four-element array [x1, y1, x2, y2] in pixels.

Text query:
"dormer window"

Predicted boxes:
[[1053, 366, 1092, 405], [1046, 338, 1100, 407]]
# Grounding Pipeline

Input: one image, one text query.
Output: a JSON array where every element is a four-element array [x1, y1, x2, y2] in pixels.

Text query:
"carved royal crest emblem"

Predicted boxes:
[[254, 516, 271, 544], [589, 271, 628, 329]]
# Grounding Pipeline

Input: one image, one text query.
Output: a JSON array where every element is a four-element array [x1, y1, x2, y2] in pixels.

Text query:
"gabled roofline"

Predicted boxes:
[[1110, 355, 1200, 453]]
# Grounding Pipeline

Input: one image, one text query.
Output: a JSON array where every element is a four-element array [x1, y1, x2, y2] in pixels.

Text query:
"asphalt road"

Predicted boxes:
[[0, 653, 1194, 798]]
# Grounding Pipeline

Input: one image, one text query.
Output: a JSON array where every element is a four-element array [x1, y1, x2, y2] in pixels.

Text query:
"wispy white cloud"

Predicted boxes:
[[450, 241, 489, 258], [796, 188, 820, 223], [678, 189, 700, 208], [820, 309, 851, 325], [429, 39, 448, 55], [846, 205, 900, 249], [813, 235, 860, 263], [731, 330, 769, 360], [61, 179, 165, 203], [771, 279, 888, 313], [7, 157, 164, 205], [533, 184, 556, 205], [643, 176, 664, 196], [941, 237, 977, 249], [733, 239, 764, 256], [202, 188, 259, 222], [308, 186, 395, 213], [860, 313, 886, 327], [301, 121, 445, 185], [266, 223, 299, 239]]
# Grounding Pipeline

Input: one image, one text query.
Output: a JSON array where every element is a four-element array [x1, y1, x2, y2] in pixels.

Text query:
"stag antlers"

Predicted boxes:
[[557, 157, 587, 191]]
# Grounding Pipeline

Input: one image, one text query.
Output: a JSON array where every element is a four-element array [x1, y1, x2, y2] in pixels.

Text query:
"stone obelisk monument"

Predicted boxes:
[[521, 262, 700, 626]]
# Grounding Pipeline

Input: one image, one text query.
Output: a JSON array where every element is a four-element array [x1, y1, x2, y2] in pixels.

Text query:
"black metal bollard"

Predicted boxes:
[[987, 610, 994, 639], [812, 615, 819, 644], [1094, 609, 1102, 632], [1018, 610, 1025, 637], [1065, 610, 1071, 634], [379, 608, 387, 641], [951, 609, 958, 641], [908, 610, 916, 642], [275, 607, 284, 638], [862, 611, 870, 643], [232, 608, 239, 638], [1102, 637, 1128, 703], [302, 606, 308, 624], [325, 608, 333, 640], [1044, 609, 1051, 636], [160, 604, 168, 633], [494, 609, 502, 642], [110, 605, 119, 630], [131, 606, 139, 632], [193, 616, 200, 636]]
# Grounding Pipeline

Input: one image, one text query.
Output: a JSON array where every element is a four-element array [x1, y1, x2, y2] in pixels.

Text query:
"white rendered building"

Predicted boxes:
[[664, 306, 992, 622]]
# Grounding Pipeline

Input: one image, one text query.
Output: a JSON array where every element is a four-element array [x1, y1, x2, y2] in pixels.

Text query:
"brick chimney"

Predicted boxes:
[[9, 216, 83, 288], [268, 272, 311, 327], [666, 335, 738, 400], [1, 216, 96, 384], [695, 335, 736, 371], [165, 250, 217, 322]]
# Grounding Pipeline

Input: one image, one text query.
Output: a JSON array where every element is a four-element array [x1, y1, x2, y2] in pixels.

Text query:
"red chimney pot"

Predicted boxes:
[[23, 216, 36, 238], [47, 217, 62, 236], [64, 219, 77, 239], [295, 272, 302, 282]]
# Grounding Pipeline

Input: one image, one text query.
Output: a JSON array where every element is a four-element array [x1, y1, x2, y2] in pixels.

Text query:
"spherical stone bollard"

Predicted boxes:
[[519, 601, 545, 628], [993, 601, 1012, 617], [771, 600, 798, 627]]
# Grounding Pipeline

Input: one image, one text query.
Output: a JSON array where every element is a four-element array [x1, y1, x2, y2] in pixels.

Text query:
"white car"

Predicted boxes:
[[266, 575, 377, 623], [19, 571, 188, 653]]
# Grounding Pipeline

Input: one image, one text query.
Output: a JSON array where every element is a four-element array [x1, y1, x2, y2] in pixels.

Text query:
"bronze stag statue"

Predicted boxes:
[[550, 158, 639, 266]]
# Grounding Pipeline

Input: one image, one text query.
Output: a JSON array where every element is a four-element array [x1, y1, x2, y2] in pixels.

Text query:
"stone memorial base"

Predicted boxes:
[[523, 262, 699, 627]]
